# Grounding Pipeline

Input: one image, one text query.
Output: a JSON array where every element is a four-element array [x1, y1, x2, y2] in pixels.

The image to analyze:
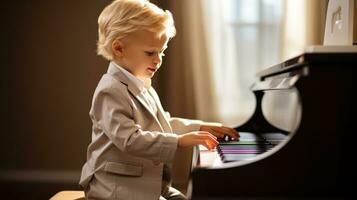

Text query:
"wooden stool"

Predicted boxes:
[[49, 191, 85, 200]]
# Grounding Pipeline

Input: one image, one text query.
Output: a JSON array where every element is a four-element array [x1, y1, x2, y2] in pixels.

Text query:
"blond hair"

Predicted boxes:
[[97, 0, 176, 60]]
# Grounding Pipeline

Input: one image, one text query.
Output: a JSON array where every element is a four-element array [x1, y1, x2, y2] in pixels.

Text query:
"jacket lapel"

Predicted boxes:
[[107, 63, 165, 132], [148, 88, 173, 133]]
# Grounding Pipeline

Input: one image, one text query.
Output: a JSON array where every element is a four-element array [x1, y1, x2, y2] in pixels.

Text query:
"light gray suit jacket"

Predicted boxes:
[[80, 62, 203, 200]]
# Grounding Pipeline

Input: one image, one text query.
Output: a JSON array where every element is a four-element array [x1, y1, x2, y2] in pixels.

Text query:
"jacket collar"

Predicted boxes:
[[107, 62, 143, 96], [107, 62, 171, 133]]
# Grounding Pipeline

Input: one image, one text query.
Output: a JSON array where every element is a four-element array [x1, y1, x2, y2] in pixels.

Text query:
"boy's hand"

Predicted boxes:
[[200, 125, 240, 141], [178, 131, 218, 151]]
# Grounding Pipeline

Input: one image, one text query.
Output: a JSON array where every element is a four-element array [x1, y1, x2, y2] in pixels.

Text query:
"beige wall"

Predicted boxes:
[[355, 1, 357, 43], [1, 0, 111, 172]]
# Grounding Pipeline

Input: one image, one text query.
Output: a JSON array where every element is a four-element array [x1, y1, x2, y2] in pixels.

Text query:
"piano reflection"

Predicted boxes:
[[189, 51, 357, 199]]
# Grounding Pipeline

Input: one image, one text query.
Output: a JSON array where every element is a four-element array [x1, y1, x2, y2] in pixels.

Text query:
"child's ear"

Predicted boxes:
[[112, 39, 124, 58]]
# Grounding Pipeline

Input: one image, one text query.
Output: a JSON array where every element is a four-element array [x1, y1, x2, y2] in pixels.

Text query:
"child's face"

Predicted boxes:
[[115, 30, 169, 79]]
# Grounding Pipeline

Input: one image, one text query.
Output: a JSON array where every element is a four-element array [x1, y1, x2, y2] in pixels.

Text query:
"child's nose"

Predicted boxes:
[[153, 54, 161, 64]]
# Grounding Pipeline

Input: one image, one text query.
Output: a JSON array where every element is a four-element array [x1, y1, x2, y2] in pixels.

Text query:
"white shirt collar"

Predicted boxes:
[[111, 61, 152, 91]]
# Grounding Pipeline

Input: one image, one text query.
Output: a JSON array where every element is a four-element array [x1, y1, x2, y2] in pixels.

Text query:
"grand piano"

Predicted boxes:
[[189, 50, 357, 200]]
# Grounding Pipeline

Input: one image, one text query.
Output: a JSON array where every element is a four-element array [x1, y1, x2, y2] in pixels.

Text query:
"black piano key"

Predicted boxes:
[[216, 132, 279, 162], [262, 132, 287, 145]]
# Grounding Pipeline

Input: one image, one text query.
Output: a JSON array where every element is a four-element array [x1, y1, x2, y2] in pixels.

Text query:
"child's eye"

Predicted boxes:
[[145, 51, 165, 57], [145, 51, 155, 56]]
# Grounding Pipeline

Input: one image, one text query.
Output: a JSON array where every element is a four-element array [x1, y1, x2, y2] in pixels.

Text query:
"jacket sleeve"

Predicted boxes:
[[166, 112, 202, 135], [166, 112, 223, 135], [148, 86, 222, 135], [91, 80, 178, 164]]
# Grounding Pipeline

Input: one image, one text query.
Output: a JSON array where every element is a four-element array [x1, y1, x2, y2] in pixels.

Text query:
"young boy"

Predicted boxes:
[[79, 0, 239, 199]]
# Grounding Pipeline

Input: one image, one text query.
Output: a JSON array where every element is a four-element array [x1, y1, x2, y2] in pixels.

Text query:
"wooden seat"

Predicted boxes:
[[49, 191, 85, 200]]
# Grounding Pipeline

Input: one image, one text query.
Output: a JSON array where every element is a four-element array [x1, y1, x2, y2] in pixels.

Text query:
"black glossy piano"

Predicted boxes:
[[189, 51, 357, 200]]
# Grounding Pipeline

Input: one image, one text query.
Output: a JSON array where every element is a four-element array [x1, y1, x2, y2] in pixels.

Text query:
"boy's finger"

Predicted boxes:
[[205, 141, 217, 150], [211, 127, 227, 138], [197, 131, 216, 137], [203, 134, 218, 144], [202, 142, 212, 150], [221, 127, 240, 139], [199, 132, 218, 140]]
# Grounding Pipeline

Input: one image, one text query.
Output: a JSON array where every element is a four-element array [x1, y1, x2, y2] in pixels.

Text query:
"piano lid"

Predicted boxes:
[[257, 47, 357, 80]]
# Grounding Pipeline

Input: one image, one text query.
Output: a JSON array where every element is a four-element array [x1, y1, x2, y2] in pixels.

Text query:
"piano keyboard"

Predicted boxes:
[[218, 132, 286, 162]]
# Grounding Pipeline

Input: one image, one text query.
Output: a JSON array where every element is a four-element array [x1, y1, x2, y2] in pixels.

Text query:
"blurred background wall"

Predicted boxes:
[[0, 0, 111, 199]]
